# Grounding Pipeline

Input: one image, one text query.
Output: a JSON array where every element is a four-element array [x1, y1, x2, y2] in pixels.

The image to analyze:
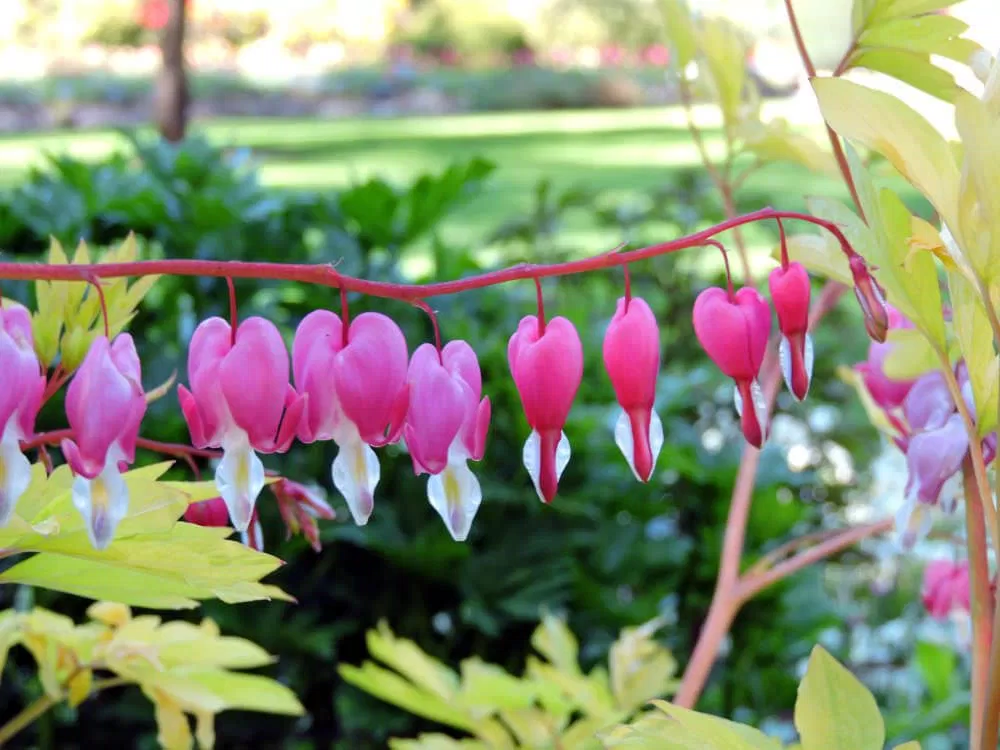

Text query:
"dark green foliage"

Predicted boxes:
[[0, 133, 881, 747]]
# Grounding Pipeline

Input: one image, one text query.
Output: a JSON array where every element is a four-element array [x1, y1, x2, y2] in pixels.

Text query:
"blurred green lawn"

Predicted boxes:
[[0, 105, 884, 275]]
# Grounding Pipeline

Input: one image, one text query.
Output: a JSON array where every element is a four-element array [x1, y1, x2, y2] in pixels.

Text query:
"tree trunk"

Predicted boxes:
[[156, 0, 189, 142]]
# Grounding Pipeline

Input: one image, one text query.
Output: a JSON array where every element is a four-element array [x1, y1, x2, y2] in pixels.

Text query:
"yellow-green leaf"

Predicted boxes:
[[880, 329, 938, 380], [948, 269, 998, 435], [531, 613, 581, 674], [459, 658, 536, 710], [813, 77, 960, 234], [857, 12, 969, 54], [848, 48, 958, 102], [698, 18, 747, 128], [738, 119, 839, 177], [658, 0, 697, 68], [609, 618, 678, 713], [778, 235, 853, 286], [67, 668, 93, 707], [954, 91, 1000, 282], [366, 620, 460, 700], [174, 670, 304, 716], [838, 365, 903, 439], [795, 646, 885, 750], [648, 701, 774, 749], [893, 743, 922, 750]]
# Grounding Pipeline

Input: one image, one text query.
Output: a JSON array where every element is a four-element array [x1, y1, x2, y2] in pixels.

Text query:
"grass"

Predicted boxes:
[[0, 104, 921, 276]]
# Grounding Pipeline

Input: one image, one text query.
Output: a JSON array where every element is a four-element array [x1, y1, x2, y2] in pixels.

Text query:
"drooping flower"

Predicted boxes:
[[293, 310, 409, 525], [602, 296, 662, 481], [903, 371, 954, 433], [178, 317, 305, 532], [404, 341, 490, 540], [184, 496, 230, 527], [922, 560, 971, 620], [61, 335, 146, 549], [508, 315, 583, 503], [692, 286, 771, 448], [271, 478, 336, 552], [0, 303, 45, 526], [768, 261, 812, 401]]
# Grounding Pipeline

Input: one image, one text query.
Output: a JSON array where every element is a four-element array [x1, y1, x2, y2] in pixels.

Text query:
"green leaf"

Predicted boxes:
[[172, 670, 304, 716], [954, 91, 1000, 282], [858, 14, 968, 54], [778, 235, 853, 286], [948, 268, 999, 435], [459, 658, 537, 711], [608, 618, 678, 713], [813, 77, 960, 234], [738, 119, 839, 177], [658, 0, 697, 67], [648, 701, 778, 749], [847, 48, 959, 102], [698, 18, 747, 128], [366, 621, 460, 701], [852, 0, 879, 35], [880, 328, 939, 380], [531, 613, 581, 674], [914, 641, 956, 704], [794, 646, 885, 750], [893, 743, 922, 750]]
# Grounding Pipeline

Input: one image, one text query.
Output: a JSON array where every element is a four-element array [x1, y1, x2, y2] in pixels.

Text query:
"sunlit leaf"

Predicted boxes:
[[954, 91, 1000, 283], [698, 18, 748, 128], [795, 646, 885, 750], [880, 329, 939, 380], [813, 78, 960, 235], [658, 0, 697, 68], [849, 48, 958, 101], [531, 613, 581, 674], [948, 269, 999, 435], [609, 618, 678, 713], [738, 119, 839, 177]]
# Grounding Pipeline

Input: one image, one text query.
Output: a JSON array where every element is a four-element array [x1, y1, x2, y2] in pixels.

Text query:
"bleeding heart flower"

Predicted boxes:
[[849, 254, 889, 342], [404, 341, 491, 540], [768, 262, 812, 401], [903, 371, 954, 433], [61, 335, 146, 549], [922, 560, 970, 620], [184, 496, 230, 527], [508, 315, 582, 503], [855, 306, 916, 410], [0, 303, 45, 526], [178, 317, 305, 532], [603, 296, 662, 481], [293, 310, 409, 526], [692, 286, 771, 448]]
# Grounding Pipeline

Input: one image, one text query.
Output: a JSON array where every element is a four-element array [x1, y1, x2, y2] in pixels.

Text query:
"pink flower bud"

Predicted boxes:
[[61, 335, 146, 549], [184, 496, 230, 527], [178, 317, 306, 532], [922, 560, 970, 620], [404, 341, 490, 541], [768, 262, 813, 401], [692, 286, 771, 448], [0, 303, 45, 526], [272, 478, 336, 552], [293, 310, 410, 526], [602, 296, 662, 482], [508, 315, 583, 503], [849, 255, 889, 343]]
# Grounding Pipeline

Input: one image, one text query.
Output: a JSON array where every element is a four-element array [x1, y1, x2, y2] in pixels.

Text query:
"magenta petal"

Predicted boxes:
[[906, 414, 969, 504], [404, 344, 466, 474], [442, 340, 482, 398], [693, 287, 771, 381], [904, 372, 954, 433], [187, 317, 235, 445], [0, 303, 44, 439], [375, 383, 410, 447], [271, 390, 307, 454], [334, 312, 409, 444], [508, 316, 583, 432], [292, 310, 343, 444], [603, 296, 660, 412], [178, 384, 208, 448], [220, 317, 289, 449], [468, 397, 491, 461], [65, 337, 139, 474]]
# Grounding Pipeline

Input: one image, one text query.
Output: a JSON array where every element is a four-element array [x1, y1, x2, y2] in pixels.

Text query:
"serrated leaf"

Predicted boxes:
[[532, 613, 581, 674], [813, 78, 960, 235], [795, 646, 885, 750], [366, 621, 459, 700]]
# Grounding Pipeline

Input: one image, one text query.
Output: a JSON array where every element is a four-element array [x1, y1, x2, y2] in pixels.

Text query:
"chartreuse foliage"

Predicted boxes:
[[0, 461, 291, 608], [0, 601, 303, 749], [603, 646, 915, 749], [846, 0, 983, 101], [339, 614, 678, 749], [797, 44, 1000, 436], [32, 234, 159, 371], [344, 617, 913, 750]]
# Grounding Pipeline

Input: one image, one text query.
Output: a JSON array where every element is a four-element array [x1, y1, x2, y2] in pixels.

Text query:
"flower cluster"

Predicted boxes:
[[692, 258, 814, 448], [922, 559, 971, 620], [854, 308, 998, 545]]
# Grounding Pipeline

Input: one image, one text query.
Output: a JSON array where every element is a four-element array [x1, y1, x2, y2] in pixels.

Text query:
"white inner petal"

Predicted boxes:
[[895, 488, 933, 551], [778, 336, 792, 396], [613, 409, 665, 482], [522, 429, 571, 503], [0, 432, 31, 527], [427, 459, 482, 542], [332, 437, 380, 526], [215, 435, 265, 532], [72, 453, 129, 550]]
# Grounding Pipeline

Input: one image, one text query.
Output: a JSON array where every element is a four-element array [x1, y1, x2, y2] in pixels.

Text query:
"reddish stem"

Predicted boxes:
[[708, 240, 736, 301], [88, 277, 110, 339], [535, 277, 546, 336], [776, 218, 789, 268], [339, 285, 350, 347], [622, 263, 632, 312], [413, 300, 443, 361], [226, 277, 238, 344], [0, 209, 861, 300]]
